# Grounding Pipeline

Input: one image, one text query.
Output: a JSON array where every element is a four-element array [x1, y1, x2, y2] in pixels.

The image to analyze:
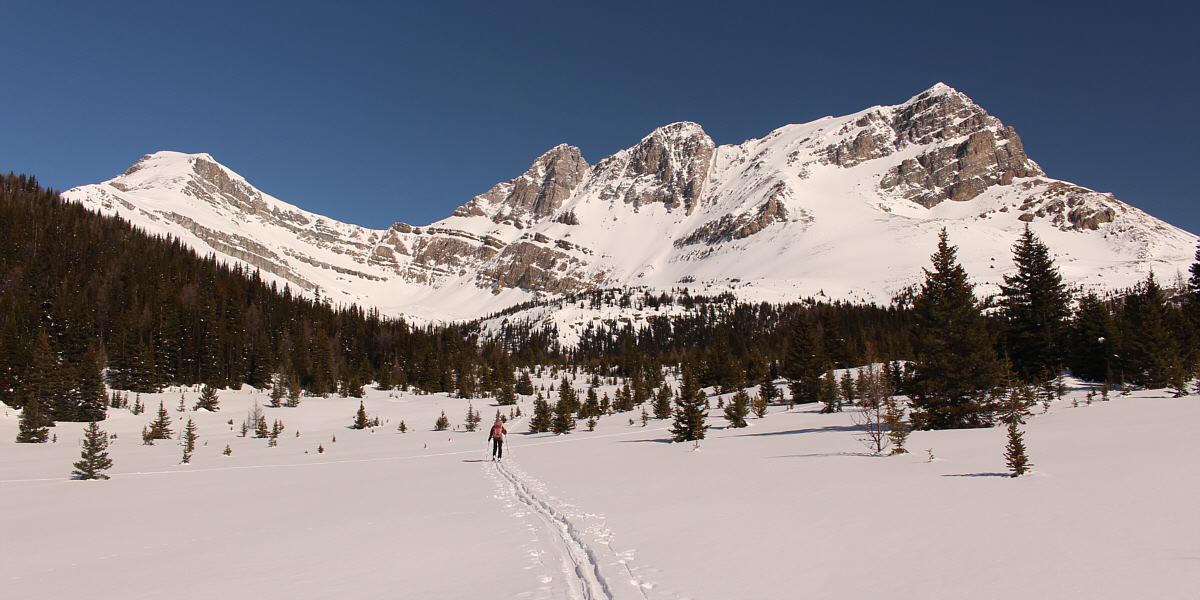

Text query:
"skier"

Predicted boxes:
[[488, 416, 507, 461]]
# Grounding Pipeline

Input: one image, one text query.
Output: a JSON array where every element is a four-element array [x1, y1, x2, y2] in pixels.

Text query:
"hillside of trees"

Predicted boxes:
[[3, 172, 1198, 437]]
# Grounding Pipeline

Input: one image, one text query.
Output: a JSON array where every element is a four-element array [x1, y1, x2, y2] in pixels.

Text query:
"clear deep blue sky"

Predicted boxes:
[[2, 1, 1197, 234]]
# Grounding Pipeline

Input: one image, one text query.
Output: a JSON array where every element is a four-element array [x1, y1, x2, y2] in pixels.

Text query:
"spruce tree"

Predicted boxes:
[[1005, 420, 1031, 477], [653, 384, 672, 419], [434, 410, 450, 431], [464, 403, 481, 432], [783, 310, 826, 405], [529, 392, 552, 433], [16, 391, 51, 443], [999, 226, 1071, 382], [194, 385, 220, 411], [515, 370, 535, 396], [496, 380, 517, 406], [1067, 293, 1116, 383], [148, 400, 173, 440], [1119, 273, 1180, 387], [909, 230, 1004, 430], [757, 371, 780, 405], [670, 367, 708, 442], [724, 389, 750, 428], [181, 417, 198, 463], [353, 401, 370, 429], [550, 399, 576, 434], [75, 343, 107, 422], [16, 331, 56, 442], [72, 421, 113, 480]]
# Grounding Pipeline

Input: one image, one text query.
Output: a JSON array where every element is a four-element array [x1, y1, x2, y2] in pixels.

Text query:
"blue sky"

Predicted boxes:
[[2, 1, 1197, 235]]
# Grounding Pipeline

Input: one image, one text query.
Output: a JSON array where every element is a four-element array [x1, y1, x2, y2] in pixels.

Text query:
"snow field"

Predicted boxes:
[[2, 376, 1197, 599]]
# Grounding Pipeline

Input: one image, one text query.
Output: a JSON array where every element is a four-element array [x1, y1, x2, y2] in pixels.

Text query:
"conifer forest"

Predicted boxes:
[[2, 172, 1199, 438]]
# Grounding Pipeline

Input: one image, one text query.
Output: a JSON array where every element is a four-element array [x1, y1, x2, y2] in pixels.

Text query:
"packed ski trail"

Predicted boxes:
[[495, 460, 614, 600], [488, 450, 662, 600]]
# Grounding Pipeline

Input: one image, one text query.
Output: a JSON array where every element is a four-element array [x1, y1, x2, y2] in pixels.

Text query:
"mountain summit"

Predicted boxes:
[[63, 84, 1198, 322]]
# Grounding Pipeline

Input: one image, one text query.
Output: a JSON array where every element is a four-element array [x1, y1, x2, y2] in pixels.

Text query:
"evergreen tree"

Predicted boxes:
[[529, 392, 552, 433], [839, 371, 856, 406], [496, 380, 517, 406], [1118, 273, 1180, 387], [72, 421, 112, 480], [16, 331, 57, 442], [1005, 420, 1032, 477], [557, 377, 580, 416], [581, 385, 601, 419], [724, 389, 750, 428], [652, 384, 672, 419], [783, 310, 826, 404], [181, 417, 198, 463], [1067, 292, 1116, 383], [908, 230, 1004, 430], [269, 373, 286, 407], [670, 367, 708, 442], [819, 370, 840, 413], [16, 394, 52, 443], [147, 400, 173, 440], [550, 398, 576, 434], [194, 385, 220, 411], [757, 372, 780, 405], [464, 403, 482, 432], [1187, 246, 1200, 381], [433, 410, 450, 431], [74, 343, 107, 422], [353, 401, 370, 429], [998, 384, 1035, 477], [999, 226, 1071, 382], [515, 370, 535, 396]]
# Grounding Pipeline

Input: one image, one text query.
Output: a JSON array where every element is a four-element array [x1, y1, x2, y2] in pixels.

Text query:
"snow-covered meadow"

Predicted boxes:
[[2, 376, 1197, 599]]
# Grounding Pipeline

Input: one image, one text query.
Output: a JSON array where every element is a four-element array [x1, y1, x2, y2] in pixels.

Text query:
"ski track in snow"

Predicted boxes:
[[491, 459, 658, 600]]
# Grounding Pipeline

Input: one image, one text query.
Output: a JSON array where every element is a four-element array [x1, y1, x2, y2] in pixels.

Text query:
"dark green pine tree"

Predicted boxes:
[[1118, 272, 1181, 388], [353, 401, 371, 429], [670, 366, 708, 442], [72, 421, 113, 480], [1004, 420, 1032, 477], [550, 398, 576, 434], [433, 410, 450, 432], [16, 331, 56, 443], [724, 389, 750, 428], [181, 417, 198, 464], [515, 370, 535, 396], [999, 226, 1071, 383], [652, 384, 673, 419], [529, 392, 553, 433], [1185, 246, 1200, 380], [496, 380, 517, 406], [193, 384, 220, 411], [74, 343, 107, 422], [557, 377, 580, 416], [783, 310, 827, 405], [1067, 293, 1116, 383], [148, 400, 174, 440], [757, 371, 780, 405], [581, 385, 601, 419], [908, 229, 1004, 430]]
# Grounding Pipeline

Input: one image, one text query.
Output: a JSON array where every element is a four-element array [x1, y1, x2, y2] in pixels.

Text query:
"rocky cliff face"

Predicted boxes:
[[455, 144, 589, 225], [62, 84, 1199, 323]]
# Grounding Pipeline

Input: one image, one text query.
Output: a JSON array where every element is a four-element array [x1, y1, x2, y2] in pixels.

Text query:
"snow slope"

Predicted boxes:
[[2, 379, 1197, 599], [60, 85, 1200, 325]]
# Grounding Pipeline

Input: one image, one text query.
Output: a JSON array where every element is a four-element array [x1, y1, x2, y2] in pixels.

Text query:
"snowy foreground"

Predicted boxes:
[[2, 379, 1197, 600]]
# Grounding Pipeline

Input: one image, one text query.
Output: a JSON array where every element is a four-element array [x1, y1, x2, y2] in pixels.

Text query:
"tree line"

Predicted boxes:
[[4, 172, 1198, 443]]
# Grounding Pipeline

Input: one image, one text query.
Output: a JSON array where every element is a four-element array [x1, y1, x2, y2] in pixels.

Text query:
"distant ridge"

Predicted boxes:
[[63, 84, 1199, 324]]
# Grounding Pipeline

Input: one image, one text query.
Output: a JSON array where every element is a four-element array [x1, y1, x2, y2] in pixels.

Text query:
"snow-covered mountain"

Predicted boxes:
[[63, 83, 1198, 323]]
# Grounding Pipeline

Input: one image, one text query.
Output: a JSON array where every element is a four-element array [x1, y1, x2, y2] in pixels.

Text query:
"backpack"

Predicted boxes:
[[490, 422, 505, 439]]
